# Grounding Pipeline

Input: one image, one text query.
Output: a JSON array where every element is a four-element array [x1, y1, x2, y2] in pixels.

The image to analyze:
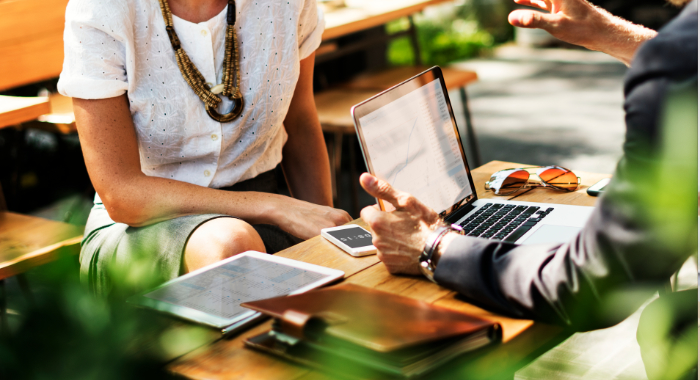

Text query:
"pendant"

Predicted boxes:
[[206, 94, 244, 123], [210, 84, 225, 94]]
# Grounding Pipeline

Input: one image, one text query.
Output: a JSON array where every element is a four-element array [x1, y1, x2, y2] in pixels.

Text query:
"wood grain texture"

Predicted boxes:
[[470, 161, 612, 207], [0, 0, 69, 91], [322, 0, 450, 41], [168, 161, 610, 379], [0, 211, 83, 279], [24, 93, 77, 134], [0, 95, 51, 129], [342, 66, 478, 91], [314, 90, 378, 134], [314, 68, 477, 135]]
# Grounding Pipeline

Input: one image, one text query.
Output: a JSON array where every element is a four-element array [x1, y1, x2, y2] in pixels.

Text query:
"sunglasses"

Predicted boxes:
[[485, 166, 581, 195]]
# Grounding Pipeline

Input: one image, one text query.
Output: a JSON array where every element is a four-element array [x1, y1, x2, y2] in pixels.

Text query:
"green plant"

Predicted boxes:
[[0, 255, 213, 379], [386, 3, 499, 67]]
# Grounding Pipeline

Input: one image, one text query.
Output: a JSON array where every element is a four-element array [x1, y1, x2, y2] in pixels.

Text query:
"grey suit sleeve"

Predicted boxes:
[[434, 3, 698, 330]]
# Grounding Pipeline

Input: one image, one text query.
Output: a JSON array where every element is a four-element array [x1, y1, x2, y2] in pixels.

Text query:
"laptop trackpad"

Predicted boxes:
[[520, 225, 581, 245]]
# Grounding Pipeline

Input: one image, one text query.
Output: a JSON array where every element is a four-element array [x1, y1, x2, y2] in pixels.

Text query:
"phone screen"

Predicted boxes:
[[326, 227, 373, 248]]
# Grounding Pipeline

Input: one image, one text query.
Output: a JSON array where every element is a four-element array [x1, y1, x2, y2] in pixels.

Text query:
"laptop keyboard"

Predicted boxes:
[[458, 203, 554, 243]]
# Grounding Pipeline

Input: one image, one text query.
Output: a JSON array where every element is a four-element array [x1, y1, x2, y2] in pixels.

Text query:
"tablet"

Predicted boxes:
[[127, 251, 344, 331]]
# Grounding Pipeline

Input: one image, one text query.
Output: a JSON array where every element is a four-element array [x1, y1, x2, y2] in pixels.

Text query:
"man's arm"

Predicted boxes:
[[508, 0, 657, 66], [281, 52, 335, 207]]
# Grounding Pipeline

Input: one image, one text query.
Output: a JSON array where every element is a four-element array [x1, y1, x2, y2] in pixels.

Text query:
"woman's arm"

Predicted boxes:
[[73, 95, 350, 238], [281, 52, 333, 207]]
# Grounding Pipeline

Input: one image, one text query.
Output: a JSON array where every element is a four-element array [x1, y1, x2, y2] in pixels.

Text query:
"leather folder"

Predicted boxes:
[[242, 283, 501, 378]]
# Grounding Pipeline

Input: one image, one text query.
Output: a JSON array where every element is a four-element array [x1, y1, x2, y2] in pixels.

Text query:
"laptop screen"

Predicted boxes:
[[353, 68, 475, 215]]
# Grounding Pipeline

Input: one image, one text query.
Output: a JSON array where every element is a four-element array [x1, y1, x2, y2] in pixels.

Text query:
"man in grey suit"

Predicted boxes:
[[360, 0, 697, 379]]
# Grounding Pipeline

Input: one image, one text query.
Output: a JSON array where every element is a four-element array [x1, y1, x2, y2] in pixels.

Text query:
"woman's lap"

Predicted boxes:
[[80, 168, 302, 295]]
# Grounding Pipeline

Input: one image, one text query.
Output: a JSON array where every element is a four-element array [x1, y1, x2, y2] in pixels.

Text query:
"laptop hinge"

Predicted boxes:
[[444, 203, 475, 224]]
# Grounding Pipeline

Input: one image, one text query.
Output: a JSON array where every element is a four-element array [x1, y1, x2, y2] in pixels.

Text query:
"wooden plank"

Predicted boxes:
[[25, 93, 78, 134], [169, 321, 313, 380], [322, 0, 451, 41], [470, 161, 612, 206], [0, 211, 83, 279], [275, 220, 380, 277], [343, 66, 478, 91], [0, 95, 51, 129], [0, 0, 69, 91], [424, 322, 564, 379], [314, 90, 378, 134], [343, 262, 453, 303]]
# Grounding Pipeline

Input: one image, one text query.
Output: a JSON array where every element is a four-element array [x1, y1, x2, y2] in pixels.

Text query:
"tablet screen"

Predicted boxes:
[[354, 71, 473, 215], [130, 252, 344, 328]]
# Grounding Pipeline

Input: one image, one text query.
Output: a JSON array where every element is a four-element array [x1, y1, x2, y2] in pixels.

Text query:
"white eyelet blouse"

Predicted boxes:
[[58, 0, 324, 188]]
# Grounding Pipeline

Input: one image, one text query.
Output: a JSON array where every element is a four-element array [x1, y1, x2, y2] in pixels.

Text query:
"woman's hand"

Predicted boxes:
[[275, 199, 352, 240], [359, 173, 440, 275]]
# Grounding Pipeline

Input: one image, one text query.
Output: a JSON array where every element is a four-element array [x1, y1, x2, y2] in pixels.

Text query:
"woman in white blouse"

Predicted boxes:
[[58, 0, 351, 293]]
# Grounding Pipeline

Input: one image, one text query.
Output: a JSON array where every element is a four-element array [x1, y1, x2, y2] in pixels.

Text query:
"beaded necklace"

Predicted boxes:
[[157, 0, 243, 123]]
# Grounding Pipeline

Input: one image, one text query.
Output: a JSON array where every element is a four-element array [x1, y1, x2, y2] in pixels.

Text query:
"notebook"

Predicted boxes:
[[350, 66, 594, 245], [242, 283, 501, 378]]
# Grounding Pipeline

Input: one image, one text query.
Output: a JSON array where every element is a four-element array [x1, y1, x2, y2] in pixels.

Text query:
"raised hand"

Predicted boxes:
[[508, 0, 657, 65], [359, 173, 441, 275]]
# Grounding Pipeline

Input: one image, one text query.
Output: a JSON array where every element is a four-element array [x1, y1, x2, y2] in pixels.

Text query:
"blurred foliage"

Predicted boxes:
[[0, 249, 214, 379], [386, 0, 515, 66], [456, 0, 515, 44], [633, 79, 698, 380]]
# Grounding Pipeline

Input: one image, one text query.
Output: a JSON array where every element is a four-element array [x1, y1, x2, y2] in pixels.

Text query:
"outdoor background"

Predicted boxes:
[[0, 1, 688, 378]]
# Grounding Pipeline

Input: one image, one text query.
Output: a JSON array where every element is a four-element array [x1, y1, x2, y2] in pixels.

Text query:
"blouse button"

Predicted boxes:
[[204, 170, 211, 177], [211, 134, 219, 141], [200, 29, 208, 37]]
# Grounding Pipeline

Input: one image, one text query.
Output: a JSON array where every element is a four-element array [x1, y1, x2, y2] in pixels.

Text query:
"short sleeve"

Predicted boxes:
[[297, 0, 325, 60], [57, 0, 130, 99]]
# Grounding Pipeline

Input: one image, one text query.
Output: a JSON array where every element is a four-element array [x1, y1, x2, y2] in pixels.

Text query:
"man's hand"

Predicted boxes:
[[508, 0, 657, 66], [359, 173, 440, 275]]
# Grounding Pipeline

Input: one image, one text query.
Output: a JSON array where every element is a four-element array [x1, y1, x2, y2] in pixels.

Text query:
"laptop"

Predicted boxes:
[[351, 66, 594, 245]]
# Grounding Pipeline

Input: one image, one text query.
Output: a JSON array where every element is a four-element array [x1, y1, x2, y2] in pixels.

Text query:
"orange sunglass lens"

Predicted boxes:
[[539, 167, 579, 191], [495, 170, 529, 194]]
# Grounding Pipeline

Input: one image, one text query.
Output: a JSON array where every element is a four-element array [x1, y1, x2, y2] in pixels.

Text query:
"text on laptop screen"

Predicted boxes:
[[359, 79, 472, 213]]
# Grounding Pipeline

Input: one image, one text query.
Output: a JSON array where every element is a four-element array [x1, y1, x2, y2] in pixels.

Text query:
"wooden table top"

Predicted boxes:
[[0, 211, 83, 280], [0, 95, 51, 129], [322, 0, 451, 41], [168, 161, 612, 380]]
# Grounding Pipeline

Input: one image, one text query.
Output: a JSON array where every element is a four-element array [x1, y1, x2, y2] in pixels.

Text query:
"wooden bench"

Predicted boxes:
[[314, 66, 479, 215], [0, 182, 83, 334], [0, 1, 83, 333], [0, 0, 69, 92], [340, 65, 481, 167], [0, 95, 50, 129], [0, 0, 76, 133]]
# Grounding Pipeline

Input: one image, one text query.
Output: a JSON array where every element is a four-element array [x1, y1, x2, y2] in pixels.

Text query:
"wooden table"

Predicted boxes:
[[0, 212, 83, 280], [322, 0, 451, 41], [168, 161, 611, 380], [0, 95, 50, 129]]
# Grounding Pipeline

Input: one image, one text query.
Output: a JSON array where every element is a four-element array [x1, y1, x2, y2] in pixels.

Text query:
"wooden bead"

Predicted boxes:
[[158, 0, 241, 122]]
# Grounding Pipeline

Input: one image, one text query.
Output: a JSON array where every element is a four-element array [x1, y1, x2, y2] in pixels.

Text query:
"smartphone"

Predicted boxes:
[[586, 178, 610, 197], [321, 225, 376, 257]]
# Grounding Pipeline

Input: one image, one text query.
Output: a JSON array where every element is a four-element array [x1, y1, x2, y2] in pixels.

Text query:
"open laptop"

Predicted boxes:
[[351, 66, 594, 245]]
